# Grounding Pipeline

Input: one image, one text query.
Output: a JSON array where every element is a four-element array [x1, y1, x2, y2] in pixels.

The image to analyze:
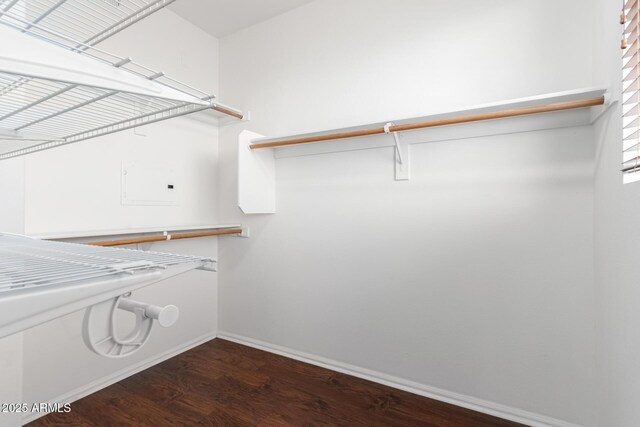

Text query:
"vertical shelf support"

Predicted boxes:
[[238, 130, 276, 214], [385, 122, 409, 181]]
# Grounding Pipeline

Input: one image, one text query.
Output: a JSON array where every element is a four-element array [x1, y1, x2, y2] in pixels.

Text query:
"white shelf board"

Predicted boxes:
[[239, 88, 608, 213], [31, 224, 243, 240], [252, 87, 608, 159]]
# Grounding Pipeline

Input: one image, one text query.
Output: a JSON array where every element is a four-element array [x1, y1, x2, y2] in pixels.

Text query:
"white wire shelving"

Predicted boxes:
[[0, 233, 215, 340], [0, 0, 176, 48], [0, 233, 214, 293], [0, 0, 245, 160]]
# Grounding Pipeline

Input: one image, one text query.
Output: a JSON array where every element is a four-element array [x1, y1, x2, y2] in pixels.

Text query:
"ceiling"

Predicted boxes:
[[169, 0, 315, 38]]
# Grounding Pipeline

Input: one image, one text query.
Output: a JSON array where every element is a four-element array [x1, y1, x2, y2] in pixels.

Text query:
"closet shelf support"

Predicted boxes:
[[385, 122, 409, 180]]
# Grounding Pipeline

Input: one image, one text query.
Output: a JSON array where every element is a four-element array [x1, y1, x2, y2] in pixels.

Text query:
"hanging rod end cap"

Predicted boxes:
[[238, 226, 250, 238]]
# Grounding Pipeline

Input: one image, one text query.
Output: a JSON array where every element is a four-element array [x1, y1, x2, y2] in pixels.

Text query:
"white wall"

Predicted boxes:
[[0, 158, 24, 427], [220, 0, 593, 136], [218, 1, 597, 425], [23, 117, 219, 234], [592, 0, 640, 426], [23, 8, 220, 235], [14, 9, 223, 422], [0, 334, 23, 427], [0, 158, 25, 234]]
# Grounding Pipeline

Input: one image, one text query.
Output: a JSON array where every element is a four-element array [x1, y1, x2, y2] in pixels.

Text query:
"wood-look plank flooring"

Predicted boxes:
[[28, 339, 524, 427]]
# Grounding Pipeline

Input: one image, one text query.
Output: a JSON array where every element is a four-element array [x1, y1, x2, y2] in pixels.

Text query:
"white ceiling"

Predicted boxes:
[[169, 0, 315, 38]]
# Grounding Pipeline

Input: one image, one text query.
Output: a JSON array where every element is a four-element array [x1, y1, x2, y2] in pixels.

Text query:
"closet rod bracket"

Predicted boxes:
[[384, 122, 409, 181]]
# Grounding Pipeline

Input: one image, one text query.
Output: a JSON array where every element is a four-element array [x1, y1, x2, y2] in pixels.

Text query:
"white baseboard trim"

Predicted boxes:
[[22, 332, 217, 425], [216, 332, 583, 427]]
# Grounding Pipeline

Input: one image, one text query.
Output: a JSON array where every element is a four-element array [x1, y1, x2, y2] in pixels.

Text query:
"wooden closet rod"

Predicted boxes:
[[87, 228, 243, 247], [213, 105, 244, 120], [250, 96, 605, 150]]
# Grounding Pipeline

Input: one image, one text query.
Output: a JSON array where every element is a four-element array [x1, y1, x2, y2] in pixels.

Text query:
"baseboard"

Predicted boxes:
[[216, 332, 583, 427], [22, 332, 217, 425]]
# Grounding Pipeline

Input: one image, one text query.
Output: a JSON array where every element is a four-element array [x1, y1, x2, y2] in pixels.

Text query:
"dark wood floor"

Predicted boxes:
[[28, 339, 523, 427]]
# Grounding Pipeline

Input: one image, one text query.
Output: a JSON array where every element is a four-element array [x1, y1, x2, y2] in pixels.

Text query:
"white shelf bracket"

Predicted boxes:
[[590, 91, 617, 124], [238, 226, 250, 238], [238, 130, 276, 214], [384, 122, 409, 181]]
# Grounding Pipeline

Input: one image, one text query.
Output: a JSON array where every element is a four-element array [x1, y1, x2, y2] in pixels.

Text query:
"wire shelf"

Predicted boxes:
[[0, 233, 214, 293], [0, 0, 244, 159], [0, 71, 217, 159], [0, 0, 176, 49]]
